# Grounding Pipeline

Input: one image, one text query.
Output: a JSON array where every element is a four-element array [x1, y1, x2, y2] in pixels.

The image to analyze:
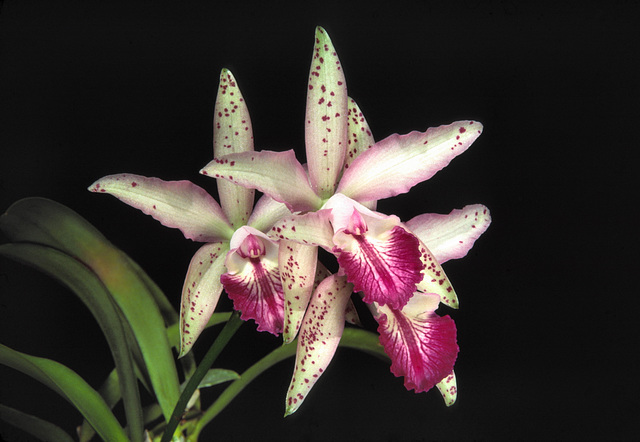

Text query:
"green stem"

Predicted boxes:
[[189, 327, 387, 441], [190, 340, 298, 441], [161, 311, 243, 442]]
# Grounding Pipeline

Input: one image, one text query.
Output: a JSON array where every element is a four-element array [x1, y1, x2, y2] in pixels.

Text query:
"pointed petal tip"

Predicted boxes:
[[177, 348, 189, 359]]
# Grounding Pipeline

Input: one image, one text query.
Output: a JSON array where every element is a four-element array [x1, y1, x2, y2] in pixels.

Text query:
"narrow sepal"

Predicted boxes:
[[436, 370, 457, 406], [406, 205, 491, 264], [201, 150, 322, 212], [280, 241, 319, 344], [344, 97, 375, 171], [221, 227, 284, 335], [305, 26, 348, 199], [414, 237, 459, 308], [374, 293, 459, 394], [337, 121, 483, 202], [214, 69, 255, 227], [285, 274, 353, 416], [88, 174, 234, 242], [179, 242, 229, 357]]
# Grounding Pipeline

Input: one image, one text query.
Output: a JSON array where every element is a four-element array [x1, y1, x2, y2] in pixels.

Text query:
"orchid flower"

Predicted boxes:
[[89, 70, 290, 357], [201, 27, 490, 414]]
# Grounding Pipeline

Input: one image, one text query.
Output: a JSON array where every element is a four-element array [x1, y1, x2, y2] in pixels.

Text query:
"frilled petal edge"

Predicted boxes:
[[375, 292, 459, 394]]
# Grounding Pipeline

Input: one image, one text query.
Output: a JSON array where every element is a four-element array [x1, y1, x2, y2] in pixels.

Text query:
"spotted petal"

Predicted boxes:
[[179, 242, 229, 357], [337, 121, 483, 202], [344, 97, 375, 171], [406, 204, 491, 264], [414, 237, 458, 308], [201, 150, 322, 212], [285, 274, 353, 416], [280, 241, 318, 344], [436, 370, 457, 406], [374, 292, 458, 394], [268, 210, 334, 250], [213, 69, 255, 227], [305, 26, 348, 199], [88, 174, 234, 242], [220, 226, 284, 335]]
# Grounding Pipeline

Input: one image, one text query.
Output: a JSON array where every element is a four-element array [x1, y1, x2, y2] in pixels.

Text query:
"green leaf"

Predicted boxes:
[[197, 369, 240, 388], [0, 242, 144, 441], [0, 198, 181, 421], [77, 368, 120, 442], [0, 403, 75, 442], [0, 344, 128, 441]]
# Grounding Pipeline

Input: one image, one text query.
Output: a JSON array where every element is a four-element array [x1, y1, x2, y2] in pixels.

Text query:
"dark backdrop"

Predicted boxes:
[[1, 1, 638, 440]]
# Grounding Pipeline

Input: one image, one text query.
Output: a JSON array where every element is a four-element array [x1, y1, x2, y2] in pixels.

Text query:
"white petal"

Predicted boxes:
[[406, 205, 491, 263], [89, 174, 234, 242]]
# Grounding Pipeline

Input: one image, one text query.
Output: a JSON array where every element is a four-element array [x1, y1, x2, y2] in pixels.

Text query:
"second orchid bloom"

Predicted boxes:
[[90, 27, 491, 417], [202, 27, 490, 414]]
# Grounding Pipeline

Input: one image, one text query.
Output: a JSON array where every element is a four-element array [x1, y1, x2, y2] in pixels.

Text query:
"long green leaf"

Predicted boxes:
[[0, 198, 181, 421], [0, 344, 128, 441], [0, 403, 75, 442], [0, 242, 144, 441]]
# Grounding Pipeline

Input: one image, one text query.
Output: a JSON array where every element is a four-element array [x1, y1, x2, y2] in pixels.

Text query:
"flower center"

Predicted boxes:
[[344, 208, 368, 237], [238, 234, 266, 259]]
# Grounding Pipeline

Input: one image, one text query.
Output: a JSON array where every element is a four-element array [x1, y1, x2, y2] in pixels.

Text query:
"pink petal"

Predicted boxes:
[[436, 370, 457, 406], [305, 26, 349, 199], [285, 274, 353, 416], [201, 150, 322, 212], [179, 242, 229, 357], [88, 174, 234, 242], [331, 207, 424, 310], [221, 227, 284, 335], [213, 69, 255, 227], [336, 121, 483, 202], [374, 292, 458, 394], [344, 97, 375, 171], [280, 241, 318, 344], [405, 204, 491, 264], [415, 238, 459, 308]]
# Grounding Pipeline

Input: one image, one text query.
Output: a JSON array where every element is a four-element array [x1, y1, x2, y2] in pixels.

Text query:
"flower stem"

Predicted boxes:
[[188, 327, 388, 440], [189, 340, 298, 441], [160, 311, 243, 442]]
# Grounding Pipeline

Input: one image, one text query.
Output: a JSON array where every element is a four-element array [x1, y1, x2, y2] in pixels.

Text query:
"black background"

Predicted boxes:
[[1, 1, 638, 440]]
